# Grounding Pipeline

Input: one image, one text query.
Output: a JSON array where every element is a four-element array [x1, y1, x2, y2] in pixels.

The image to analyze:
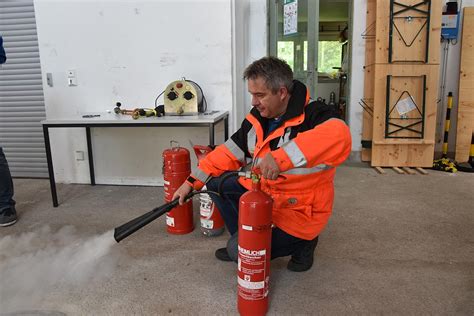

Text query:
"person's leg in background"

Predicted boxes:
[[0, 147, 17, 226], [205, 172, 247, 261]]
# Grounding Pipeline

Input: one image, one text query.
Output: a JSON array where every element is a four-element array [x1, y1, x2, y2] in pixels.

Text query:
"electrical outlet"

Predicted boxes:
[[46, 73, 53, 87], [75, 151, 84, 161], [67, 69, 77, 86], [68, 77, 77, 86], [67, 69, 76, 78]]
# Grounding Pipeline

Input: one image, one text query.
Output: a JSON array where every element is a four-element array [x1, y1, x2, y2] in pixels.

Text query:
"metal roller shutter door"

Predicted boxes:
[[0, 0, 47, 178]]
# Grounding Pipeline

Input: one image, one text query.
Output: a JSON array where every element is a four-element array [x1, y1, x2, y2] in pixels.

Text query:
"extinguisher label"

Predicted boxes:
[[241, 224, 253, 231], [166, 215, 175, 227], [237, 246, 268, 300], [199, 193, 213, 218], [200, 219, 214, 229]]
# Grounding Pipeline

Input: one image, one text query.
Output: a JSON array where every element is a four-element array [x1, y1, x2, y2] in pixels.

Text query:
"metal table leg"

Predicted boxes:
[[209, 123, 215, 146], [224, 115, 229, 140], [43, 125, 58, 207], [86, 127, 95, 185]]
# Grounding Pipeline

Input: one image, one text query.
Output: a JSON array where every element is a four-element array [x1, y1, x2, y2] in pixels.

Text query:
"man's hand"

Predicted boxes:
[[172, 182, 193, 205], [257, 153, 281, 180]]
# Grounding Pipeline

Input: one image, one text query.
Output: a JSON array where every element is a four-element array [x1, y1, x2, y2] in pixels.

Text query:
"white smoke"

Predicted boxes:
[[0, 226, 120, 313]]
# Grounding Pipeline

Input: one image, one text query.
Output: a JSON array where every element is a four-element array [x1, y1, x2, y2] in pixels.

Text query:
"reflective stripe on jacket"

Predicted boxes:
[[187, 80, 352, 240]]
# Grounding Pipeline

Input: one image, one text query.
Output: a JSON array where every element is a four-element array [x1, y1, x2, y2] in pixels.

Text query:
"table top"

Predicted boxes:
[[41, 110, 229, 126]]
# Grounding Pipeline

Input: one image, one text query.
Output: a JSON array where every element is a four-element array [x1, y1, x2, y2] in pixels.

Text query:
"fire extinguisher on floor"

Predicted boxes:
[[193, 144, 225, 236], [162, 141, 194, 234], [237, 172, 273, 316]]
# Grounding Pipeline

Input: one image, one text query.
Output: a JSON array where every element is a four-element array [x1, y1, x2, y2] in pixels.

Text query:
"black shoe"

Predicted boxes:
[[215, 247, 233, 262], [287, 236, 319, 272], [0, 207, 17, 227]]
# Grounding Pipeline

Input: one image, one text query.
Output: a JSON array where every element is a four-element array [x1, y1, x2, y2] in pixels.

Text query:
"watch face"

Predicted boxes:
[[164, 80, 199, 115]]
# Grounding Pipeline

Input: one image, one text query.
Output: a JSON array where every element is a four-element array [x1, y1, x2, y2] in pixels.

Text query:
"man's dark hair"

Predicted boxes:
[[243, 56, 293, 94]]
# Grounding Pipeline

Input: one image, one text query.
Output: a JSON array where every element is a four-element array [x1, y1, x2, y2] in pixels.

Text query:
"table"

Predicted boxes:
[[41, 111, 229, 207]]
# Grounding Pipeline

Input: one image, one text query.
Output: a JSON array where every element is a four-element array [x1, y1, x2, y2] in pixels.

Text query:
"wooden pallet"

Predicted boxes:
[[373, 166, 428, 175]]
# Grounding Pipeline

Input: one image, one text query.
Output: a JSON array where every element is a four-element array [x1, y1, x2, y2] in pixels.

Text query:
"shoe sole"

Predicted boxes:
[[0, 219, 17, 227]]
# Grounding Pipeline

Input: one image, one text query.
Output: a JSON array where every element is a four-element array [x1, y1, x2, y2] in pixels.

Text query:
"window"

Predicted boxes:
[[277, 40, 343, 76], [317, 41, 343, 74], [277, 41, 294, 70]]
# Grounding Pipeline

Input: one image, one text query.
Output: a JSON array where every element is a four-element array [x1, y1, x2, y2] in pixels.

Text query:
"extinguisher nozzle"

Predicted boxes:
[[113, 193, 193, 243]]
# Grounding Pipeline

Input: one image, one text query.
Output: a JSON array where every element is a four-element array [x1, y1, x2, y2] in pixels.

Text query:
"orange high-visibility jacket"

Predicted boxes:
[[186, 80, 352, 240]]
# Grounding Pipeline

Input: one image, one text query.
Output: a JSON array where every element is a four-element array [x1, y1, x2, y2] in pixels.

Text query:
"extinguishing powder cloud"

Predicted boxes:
[[0, 226, 120, 312]]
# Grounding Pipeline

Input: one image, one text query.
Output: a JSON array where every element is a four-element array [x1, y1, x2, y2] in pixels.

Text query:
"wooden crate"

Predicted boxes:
[[455, 7, 474, 162]]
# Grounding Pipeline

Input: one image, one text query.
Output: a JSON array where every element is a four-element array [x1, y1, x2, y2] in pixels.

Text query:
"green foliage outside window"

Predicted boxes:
[[318, 41, 342, 74], [277, 41, 294, 69], [277, 40, 342, 75]]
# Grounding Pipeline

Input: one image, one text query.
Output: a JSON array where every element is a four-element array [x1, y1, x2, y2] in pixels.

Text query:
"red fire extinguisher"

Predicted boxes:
[[192, 145, 225, 236], [162, 141, 194, 234], [237, 173, 272, 316]]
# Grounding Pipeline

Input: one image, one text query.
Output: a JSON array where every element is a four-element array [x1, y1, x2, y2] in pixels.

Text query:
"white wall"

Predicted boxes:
[[34, 0, 232, 185], [233, 0, 267, 129], [347, 0, 366, 154], [316, 81, 339, 102]]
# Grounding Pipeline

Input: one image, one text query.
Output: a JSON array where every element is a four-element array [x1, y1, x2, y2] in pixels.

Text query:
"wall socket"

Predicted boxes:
[[75, 151, 85, 161], [67, 69, 77, 86], [46, 73, 53, 87]]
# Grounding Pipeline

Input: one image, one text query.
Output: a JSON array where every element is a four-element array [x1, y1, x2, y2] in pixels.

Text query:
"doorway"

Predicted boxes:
[[269, 0, 350, 120]]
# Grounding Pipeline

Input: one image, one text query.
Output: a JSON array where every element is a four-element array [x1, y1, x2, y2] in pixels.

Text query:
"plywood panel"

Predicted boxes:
[[361, 65, 375, 161], [364, 0, 377, 67], [455, 7, 474, 162], [371, 143, 435, 167], [371, 64, 439, 167], [374, 0, 441, 64], [371, 64, 439, 141]]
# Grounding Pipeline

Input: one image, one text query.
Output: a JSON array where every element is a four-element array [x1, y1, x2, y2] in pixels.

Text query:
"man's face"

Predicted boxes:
[[248, 77, 288, 119]]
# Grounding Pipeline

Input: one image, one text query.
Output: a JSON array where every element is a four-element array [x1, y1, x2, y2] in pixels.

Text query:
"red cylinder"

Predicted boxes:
[[162, 145, 194, 234], [193, 145, 225, 236], [237, 179, 272, 316]]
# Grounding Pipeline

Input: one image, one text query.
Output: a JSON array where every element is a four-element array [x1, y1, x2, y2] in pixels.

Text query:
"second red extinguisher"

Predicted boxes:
[[162, 141, 194, 234], [193, 145, 225, 237], [237, 173, 272, 316]]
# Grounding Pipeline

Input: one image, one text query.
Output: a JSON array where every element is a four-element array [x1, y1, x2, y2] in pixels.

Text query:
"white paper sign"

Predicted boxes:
[[396, 97, 417, 116], [284, 0, 298, 36]]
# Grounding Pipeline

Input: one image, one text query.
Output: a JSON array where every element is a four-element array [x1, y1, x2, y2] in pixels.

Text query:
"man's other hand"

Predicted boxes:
[[172, 182, 193, 205], [257, 153, 280, 180]]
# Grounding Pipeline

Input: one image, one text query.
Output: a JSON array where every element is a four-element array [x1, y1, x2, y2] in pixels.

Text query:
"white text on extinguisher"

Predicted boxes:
[[238, 246, 266, 256]]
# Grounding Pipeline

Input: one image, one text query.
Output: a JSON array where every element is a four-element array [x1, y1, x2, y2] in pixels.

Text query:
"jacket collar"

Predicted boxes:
[[249, 80, 308, 125]]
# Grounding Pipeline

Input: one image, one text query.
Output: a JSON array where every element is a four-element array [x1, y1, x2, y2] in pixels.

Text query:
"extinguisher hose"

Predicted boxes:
[[114, 171, 249, 243], [217, 171, 243, 199], [114, 190, 219, 243]]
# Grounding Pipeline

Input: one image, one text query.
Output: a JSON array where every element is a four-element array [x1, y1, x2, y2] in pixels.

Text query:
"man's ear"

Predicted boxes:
[[279, 86, 289, 101]]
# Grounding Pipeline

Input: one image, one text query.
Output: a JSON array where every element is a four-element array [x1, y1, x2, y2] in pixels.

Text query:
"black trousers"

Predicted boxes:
[[206, 172, 314, 259]]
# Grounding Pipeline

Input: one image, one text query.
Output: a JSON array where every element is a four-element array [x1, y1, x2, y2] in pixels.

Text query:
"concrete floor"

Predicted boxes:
[[0, 162, 473, 315]]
